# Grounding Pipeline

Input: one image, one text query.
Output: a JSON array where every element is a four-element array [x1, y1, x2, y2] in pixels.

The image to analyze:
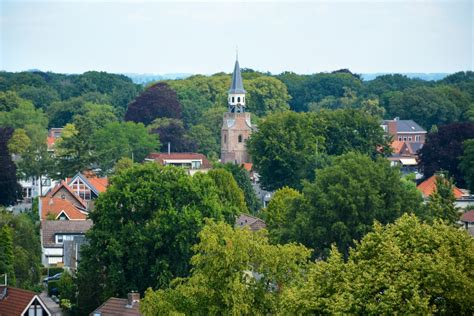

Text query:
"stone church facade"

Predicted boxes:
[[221, 58, 253, 164]]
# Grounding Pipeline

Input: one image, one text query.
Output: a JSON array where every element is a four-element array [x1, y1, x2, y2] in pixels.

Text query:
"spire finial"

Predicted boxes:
[[236, 46, 238, 61]]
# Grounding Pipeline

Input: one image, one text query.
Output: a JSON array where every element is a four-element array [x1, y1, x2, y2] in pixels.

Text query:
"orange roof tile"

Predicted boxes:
[[40, 196, 88, 220], [416, 175, 464, 199], [46, 136, 56, 149], [242, 163, 253, 172], [86, 177, 108, 193], [390, 140, 405, 154]]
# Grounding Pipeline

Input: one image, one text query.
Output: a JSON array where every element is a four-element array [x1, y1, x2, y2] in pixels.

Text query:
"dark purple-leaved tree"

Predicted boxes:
[[125, 82, 182, 125], [0, 127, 22, 206], [419, 122, 474, 188]]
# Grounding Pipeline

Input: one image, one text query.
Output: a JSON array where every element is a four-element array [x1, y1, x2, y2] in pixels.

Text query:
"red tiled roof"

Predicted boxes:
[[86, 177, 108, 193], [0, 286, 49, 316], [461, 210, 474, 223], [391, 140, 405, 154], [40, 196, 88, 220], [46, 136, 56, 150], [417, 175, 464, 199], [91, 297, 140, 316], [242, 163, 253, 172], [147, 152, 211, 169]]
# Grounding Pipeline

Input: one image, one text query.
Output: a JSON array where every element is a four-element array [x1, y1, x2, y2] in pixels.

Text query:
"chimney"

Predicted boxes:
[[127, 292, 140, 308], [387, 120, 397, 137], [167, 142, 171, 155]]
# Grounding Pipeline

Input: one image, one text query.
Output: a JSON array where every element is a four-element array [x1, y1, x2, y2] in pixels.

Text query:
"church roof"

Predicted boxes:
[[229, 59, 246, 94]]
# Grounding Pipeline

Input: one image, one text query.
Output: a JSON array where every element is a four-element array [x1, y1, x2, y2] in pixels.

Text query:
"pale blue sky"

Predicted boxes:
[[0, 0, 472, 74]]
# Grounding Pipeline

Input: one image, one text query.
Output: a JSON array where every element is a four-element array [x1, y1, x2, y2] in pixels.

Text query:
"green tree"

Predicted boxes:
[[207, 169, 248, 216], [244, 76, 290, 116], [7, 129, 31, 155], [0, 98, 48, 130], [262, 187, 302, 243], [0, 211, 42, 290], [282, 214, 474, 314], [92, 121, 158, 174], [75, 163, 241, 315], [424, 174, 459, 224], [186, 124, 220, 158], [247, 111, 326, 191], [275, 152, 423, 257], [221, 163, 262, 213], [0, 127, 22, 206], [17, 85, 60, 110], [459, 139, 474, 191], [140, 220, 311, 316], [0, 225, 16, 286], [113, 157, 135, 174]]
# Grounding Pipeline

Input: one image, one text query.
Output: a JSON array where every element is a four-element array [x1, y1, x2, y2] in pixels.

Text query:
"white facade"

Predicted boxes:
[[19, 177, 58, 202]]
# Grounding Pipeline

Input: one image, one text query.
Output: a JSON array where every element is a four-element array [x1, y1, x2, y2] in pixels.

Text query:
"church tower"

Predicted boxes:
[[221, 57, 252, 164]]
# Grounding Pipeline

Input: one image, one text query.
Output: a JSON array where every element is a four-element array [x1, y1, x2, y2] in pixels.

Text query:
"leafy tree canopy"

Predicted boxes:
[[76, 163, 243, 315]]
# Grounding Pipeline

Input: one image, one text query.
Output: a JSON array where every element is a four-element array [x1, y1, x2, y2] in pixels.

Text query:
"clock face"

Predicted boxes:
[[226, 119, 235, 127]]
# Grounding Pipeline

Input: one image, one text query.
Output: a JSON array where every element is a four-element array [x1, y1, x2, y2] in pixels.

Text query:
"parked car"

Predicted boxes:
[[43, 273, 62, 283]]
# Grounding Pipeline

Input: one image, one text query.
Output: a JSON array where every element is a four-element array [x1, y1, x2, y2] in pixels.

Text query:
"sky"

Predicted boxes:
[[0, 0, 472, 75]]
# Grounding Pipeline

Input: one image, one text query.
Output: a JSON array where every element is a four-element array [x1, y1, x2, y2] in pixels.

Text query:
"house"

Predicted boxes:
[[90, 292, 141, 316], [381, 118, 427, 144], [39, 181, 88, 220], [47, 128, 63, 152], [416, 175, 473, 208], [66, 172, 108, 210], [146, 152, 211, 175], [63, 235, 87, 271], [235, 214, 266, 232], [460, 210, 474, 230], [40, 220, 93, 266], [0, 286, 51, 316]]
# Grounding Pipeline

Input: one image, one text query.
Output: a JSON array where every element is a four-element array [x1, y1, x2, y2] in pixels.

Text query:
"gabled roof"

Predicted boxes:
[[228, 59, 246, 94], [406, 142, 424, 154], [461, 210, 474, 223], [91, 297, 140, 316], [0, 286, 51, 316], [41, 220, 93, 248], [416, 175, 464, 199], [147, 152, 212, 169], [68, 172, 108, 195], [235, 214, 266, 232], [40, 196, 88, 221], [49, 181, 87, 208]]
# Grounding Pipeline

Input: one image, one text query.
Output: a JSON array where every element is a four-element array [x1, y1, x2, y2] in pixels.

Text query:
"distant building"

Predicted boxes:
[[381, 118, 427, 144], [90, 292, 141, 316], [221, 57, 253, 165], [40, 219, 93, 266], [460, 210, 474, 230], [146, 152, 211, 175], [235, 214, 266, 232], [0, 286, 51, 316], [416, 174, 473, 208]]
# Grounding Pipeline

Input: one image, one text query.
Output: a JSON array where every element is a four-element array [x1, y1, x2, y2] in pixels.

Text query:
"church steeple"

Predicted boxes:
[[228, 57, 246, 113]]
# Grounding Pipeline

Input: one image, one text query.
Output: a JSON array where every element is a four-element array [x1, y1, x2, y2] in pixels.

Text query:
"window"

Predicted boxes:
[[224, 134, 226, 143], [415, 135, 420, 142], [403, 136, 407, 141], [232, 96, 235, 103], [408, 137, 412, 142], [238, 135, 243, 143], [243, 96, 245, 103], [70, 178, 92, 201], [61, 194, 66, 200], [191, 161, 201, 169], [398, 136, 402, 141], [237, 97, 241, 103]]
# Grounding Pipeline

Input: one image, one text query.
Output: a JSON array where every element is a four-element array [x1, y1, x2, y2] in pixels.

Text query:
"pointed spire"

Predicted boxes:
[[229, 58, 245, 94]]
